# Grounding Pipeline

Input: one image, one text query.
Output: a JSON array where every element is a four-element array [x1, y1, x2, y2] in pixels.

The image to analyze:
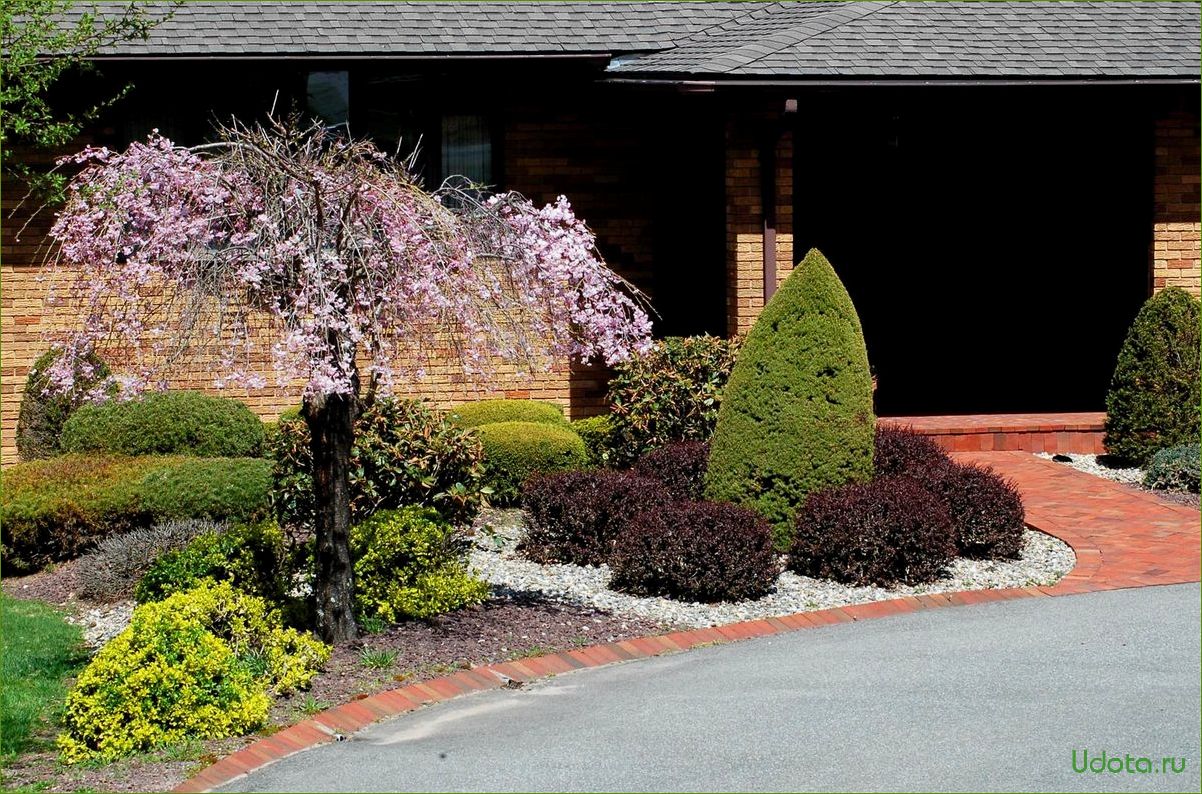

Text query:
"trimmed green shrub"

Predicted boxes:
[[572, 414, 614, 468], [520, 470, 673, 567], [2, 455, 167, 572], [633, 441, 710, 502], [475, 421, 589, 505], [705, 249, 875, 544], [791, 476, 956, 586], [16, 349, 110, 461], [607, 335, 739, 466], [1104, 287, 1201, 465], [1, 454, 273, 573], [139, 457, 271, 524], [77, 519, 228, 601], [58, 580, 328, 764], [350, 507, 488, 623], [60, 390, 265, 458], [271, 398, 486, 528], [610, 501, 779, 603], [448, 399, 567, 429], [1144, 444, 1200, 494], [134, 521, 289, 604]]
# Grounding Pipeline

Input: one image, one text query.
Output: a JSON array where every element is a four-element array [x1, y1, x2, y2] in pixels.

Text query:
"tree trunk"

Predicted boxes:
[[304, 391, 359, 644]]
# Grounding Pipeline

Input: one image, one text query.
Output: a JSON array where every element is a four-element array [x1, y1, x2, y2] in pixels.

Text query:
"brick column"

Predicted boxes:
[[1152, 110, 1201, 296], [725, 114, 794, 337]]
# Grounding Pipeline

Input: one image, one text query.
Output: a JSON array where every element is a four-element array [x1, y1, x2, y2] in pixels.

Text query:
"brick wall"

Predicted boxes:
[[725, 111, 794, 337], [1152, 109, 1201, 297]]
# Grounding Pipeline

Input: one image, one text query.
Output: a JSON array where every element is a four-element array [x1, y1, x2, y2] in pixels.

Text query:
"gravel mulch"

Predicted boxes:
[[470, 510, 1075, 629], [1036, 452, 1201, 509]]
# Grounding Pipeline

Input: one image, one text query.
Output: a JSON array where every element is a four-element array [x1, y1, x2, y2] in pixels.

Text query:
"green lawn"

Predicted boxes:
[[1, 595, 87, 765]]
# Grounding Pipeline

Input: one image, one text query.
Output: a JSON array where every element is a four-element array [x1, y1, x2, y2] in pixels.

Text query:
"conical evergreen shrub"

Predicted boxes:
[[1104, 287, 1201, 465], [704, 248, 874, 544]]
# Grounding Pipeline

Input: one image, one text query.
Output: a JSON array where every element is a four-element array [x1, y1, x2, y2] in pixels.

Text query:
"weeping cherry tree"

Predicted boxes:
[[42, 117, 652, 642]]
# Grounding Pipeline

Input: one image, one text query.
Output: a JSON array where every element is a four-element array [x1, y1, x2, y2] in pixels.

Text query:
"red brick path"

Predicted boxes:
[[175, 450, 1199, 793], [881, 412, 1106, 454]]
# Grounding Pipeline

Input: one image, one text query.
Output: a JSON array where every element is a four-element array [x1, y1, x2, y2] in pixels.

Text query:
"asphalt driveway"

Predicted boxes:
[[221, 584, 1201, 792]]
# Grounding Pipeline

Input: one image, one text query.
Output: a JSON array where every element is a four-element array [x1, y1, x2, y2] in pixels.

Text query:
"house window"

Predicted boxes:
[[306, 71, 349, 130], [440, 114, 492, 187]]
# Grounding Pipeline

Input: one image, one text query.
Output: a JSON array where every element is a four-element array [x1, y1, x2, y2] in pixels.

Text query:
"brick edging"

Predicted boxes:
[[173, 505, 1189, 793]]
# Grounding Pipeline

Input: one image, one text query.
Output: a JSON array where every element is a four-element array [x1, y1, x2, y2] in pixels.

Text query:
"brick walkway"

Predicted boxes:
[[176, 451, 1201, 793], [953, 450, 1201, 592]]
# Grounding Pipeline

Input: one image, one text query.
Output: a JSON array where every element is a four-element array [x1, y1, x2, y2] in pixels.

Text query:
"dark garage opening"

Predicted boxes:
[[795, 88, 1153, 416]]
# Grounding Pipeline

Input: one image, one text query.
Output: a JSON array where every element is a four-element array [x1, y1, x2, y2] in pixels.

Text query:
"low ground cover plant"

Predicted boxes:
[[474, 421, 589, 505], [1, 454, 271, 572], [76, 518, 228, 601], [791, 476, 957, 586], [448, 399, 567, 429], [16, 349, 111, 461], [632, 441, 710, 501], [1104, 287, 1201, 465], [520, 469, 672, 566], [1144, 444, 1200, 493], [350, 507, 488, 622], [271, 398, 486, 529], [610, 501, 778, 602], [134, 521, 290, 605], [606, 335, 739, 466], [57, 580, 328, 764], [706, 249, 875, 546], [60, 390, 265, 458]]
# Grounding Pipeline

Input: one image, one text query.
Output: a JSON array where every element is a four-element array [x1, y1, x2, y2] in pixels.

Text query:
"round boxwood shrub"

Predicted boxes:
[[633, 441, 710, 502], [448, 399, 567, 429], [475, 421, 589, 506], [57, 580, 328, 764], [572, 414, 614, 468], [610, 501, 779, 603], [705, 249, 875, 545], [1104, 287, 1201, 465], [925, 462, 1026, 560], [790, 476, 956, 587], [271, 398, 486, 528], [16, 348, 111, 461], [520, 469, 673, 567], [606, 335, 739, 466], [60, 390, 265, 458], [1143, 444, 1200, 494], [350, 507, 488, 623], [874, 425, 950, 478]]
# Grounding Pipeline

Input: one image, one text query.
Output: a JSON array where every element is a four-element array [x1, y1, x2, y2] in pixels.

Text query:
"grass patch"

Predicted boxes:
[[1, 596, 88, 765]]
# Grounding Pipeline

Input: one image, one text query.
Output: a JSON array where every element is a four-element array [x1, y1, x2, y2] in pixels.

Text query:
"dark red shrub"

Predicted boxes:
[[790, 476, 956, 586], [519, 470, 672, 567], [874, 425, 950, 478], [610, 501, 779, 603], [927, 462, 1025, 559], [633, 441, 710, 502]]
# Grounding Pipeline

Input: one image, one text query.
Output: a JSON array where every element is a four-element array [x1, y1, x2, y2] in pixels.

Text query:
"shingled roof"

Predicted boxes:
[[610, 1, 1201, 79], [79, 1, 1199, 80]]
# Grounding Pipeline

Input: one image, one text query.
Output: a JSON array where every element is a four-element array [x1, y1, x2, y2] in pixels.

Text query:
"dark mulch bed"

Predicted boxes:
[[2, 578, 671, 792], [2, 558, 86, 608], [1141, 487, 1201, 510]]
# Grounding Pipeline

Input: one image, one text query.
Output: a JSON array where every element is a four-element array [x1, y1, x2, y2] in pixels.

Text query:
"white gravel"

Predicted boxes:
[[1035, 452, 1144, 485], [66, 601, 134, 650], [469, 512, 1075, 629]]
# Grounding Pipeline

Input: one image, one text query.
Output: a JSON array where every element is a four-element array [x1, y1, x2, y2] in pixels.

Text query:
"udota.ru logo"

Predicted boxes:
[[1072, 749, 1187, 774]]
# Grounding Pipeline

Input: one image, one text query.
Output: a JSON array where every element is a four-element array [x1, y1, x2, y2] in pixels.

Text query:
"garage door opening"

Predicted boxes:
[[795, 88, 1152, 416]]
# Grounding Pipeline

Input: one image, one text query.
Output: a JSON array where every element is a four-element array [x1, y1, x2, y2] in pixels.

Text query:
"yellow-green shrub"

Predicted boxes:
[[351, 507, 489, 623], [57, 581, 328, 764], [475, 421, 589, 505], [448, 399, 567, 429]]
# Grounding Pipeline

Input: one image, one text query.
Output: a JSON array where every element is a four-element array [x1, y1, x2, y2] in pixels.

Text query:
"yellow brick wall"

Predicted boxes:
[[1152, 109, 1201, 297], [725, 112, 794, 337]]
